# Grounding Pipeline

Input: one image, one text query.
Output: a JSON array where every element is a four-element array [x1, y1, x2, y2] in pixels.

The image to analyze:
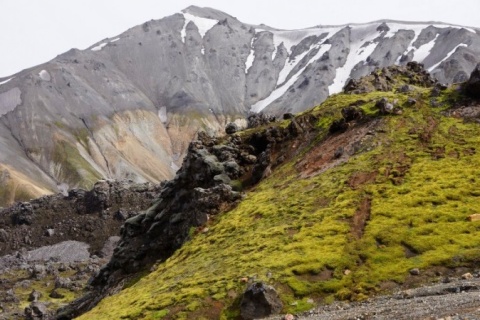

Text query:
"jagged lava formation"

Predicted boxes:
[[1, 6, 480, 206], [53, 62, 480, 319]]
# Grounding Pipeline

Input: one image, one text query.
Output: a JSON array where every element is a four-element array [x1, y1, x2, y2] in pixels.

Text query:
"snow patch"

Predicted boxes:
[[277, 50, 311, 86], [158, 107, 167, 123], [110, 37, 120, 43], [39, 70, 51, 81], [181, 12, 218, 43], [273, 27, 338, 86], [0, 77, 13, 86], [329, 25, 382, 94], [412, 34, 439, 63], [270, 27, 340, 55], [387, 23, 473, 63], [201, 46, 205, 55], [428, 43, 468, 72], [251, 44, 332, 113], [91, 42, 107, 51], [272, 45, 278, 60], [245, 36, 255, 73]]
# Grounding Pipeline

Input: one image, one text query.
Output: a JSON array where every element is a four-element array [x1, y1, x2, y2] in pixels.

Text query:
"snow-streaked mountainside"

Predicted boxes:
[[0, 5, 479, 206]]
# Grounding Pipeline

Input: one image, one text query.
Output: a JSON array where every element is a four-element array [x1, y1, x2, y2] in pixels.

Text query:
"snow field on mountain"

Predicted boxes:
[[181, 12, 218, 43], [429, 43, 468, 72], [252, 43, 332, 112]]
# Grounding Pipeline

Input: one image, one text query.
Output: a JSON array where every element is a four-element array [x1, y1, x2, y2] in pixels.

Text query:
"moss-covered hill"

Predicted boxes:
[[80, 63, 480, 319]]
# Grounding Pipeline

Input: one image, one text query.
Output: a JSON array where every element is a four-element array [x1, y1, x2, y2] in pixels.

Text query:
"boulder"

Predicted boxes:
[[341, 106, 364, 122], [31, 265, 46, 280], [247, 113, 276, 128], [28, 290, 42, 302], [49, 289, 65, 299], [465, 63, 480, 98], [334, 147, 344, 159], [329, 119, 348, 134], [225, 122, 238, 134], [462, 272, 474, 280], [25, 302, 48, 320], [240, 282, 283, 319], [398, 84, 413, 93], [375, 97, 394, 114], [409, 268, 420, 276]]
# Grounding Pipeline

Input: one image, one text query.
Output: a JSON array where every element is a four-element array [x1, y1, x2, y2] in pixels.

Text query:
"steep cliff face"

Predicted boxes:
[[1, 6, 480, 206]]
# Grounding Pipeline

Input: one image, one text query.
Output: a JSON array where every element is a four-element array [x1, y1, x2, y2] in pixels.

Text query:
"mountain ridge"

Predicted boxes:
[[1, 7, 480, 207]]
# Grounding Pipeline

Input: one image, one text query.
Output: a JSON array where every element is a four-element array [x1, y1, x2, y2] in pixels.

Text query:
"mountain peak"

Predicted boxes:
[[181, 6, 236, 21]]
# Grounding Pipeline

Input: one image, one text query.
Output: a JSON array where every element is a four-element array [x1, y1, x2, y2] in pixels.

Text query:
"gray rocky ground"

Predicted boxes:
[[266, 273, 480, 320]]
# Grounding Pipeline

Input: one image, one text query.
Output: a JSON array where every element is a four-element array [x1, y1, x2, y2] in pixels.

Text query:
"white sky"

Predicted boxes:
[[1, 0, 479, 78]]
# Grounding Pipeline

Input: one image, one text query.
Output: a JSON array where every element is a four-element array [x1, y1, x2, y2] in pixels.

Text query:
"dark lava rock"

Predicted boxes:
[[28, 290, 42, 302], [49, 289, 65, 299], [375, 97, 394, 114], [240, 282, 283, 319], [407, 97, 417, 105], [329, 119, 349, 134], [0, 180, 162, 259], [344, 62, 437, 94], [398, 84, 413, 93], [283, 113, 294, 120], [225, 122, 238, 134], [334, 147, 344, 159], [247, 112, 276, 128], [465, 63, 480, 98], [410, 268, 421, 276], [25, 302, 49, 320], [341, 106, 364, 122]]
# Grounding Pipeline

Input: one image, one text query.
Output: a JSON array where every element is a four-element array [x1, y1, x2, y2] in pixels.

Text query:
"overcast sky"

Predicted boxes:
[[1, 0, 479, 78]]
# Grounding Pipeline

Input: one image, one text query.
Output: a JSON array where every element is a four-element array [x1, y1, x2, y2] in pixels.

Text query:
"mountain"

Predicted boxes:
[[51, 62, 480, 319], [1, 6, 480, 207]]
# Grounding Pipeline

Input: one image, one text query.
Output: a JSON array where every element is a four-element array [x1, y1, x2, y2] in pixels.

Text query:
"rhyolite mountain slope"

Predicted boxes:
[[57, 62, 480, 319], [1, 6, 480, 206]]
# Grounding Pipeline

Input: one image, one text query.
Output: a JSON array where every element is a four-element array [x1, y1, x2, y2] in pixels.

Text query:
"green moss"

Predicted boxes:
[[150, 310, 169, 319], [52, 140, 102, 187], [81, 86, 480, 319], [0, 264, 87, 314], [74, 127, 90, 148]]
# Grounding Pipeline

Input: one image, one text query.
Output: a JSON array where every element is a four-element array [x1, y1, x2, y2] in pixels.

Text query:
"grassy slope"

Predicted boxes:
[[81, 85, 480, 319]]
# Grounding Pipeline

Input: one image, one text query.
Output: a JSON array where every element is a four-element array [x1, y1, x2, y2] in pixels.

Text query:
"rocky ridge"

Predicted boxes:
[[70, 62, 480, 319], [58, 105, 322, 318]]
